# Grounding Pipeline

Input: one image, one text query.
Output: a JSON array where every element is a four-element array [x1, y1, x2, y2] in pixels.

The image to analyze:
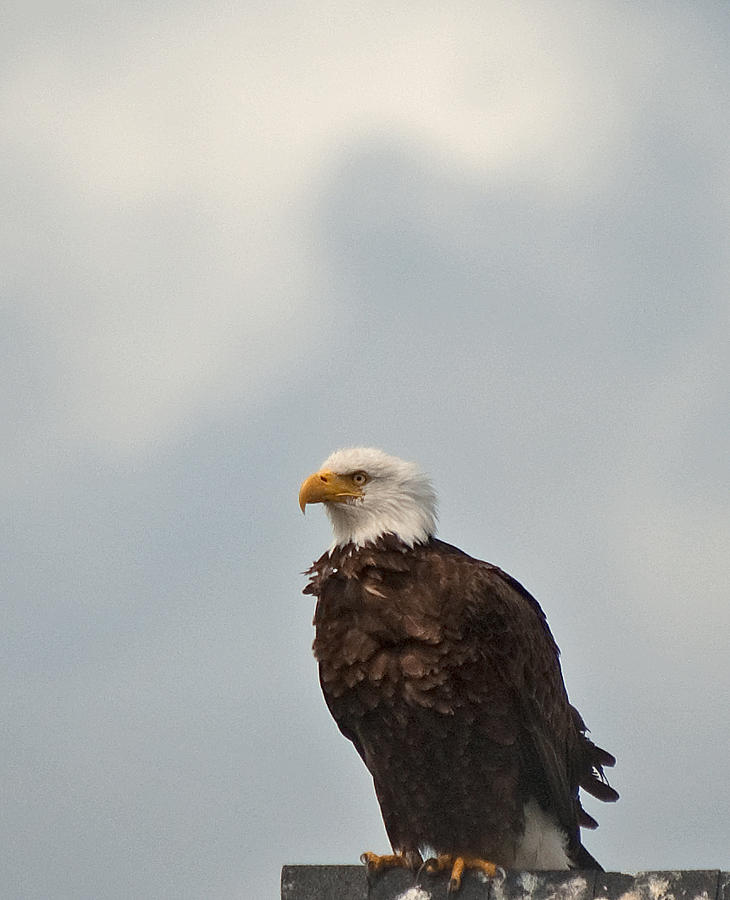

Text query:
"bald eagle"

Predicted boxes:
[[299, 448, 617, 892]]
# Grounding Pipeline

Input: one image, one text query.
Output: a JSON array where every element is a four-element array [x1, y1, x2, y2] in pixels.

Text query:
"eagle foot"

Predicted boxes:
[[360, 850, 422, 872], [424, 854, 498, 893]]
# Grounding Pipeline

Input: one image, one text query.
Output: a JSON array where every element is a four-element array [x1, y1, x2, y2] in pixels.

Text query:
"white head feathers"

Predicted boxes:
[[315, 447, 437, 548]]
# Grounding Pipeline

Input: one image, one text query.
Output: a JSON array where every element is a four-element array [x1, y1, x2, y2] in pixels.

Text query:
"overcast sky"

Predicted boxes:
[[3, 2, 730, 898]]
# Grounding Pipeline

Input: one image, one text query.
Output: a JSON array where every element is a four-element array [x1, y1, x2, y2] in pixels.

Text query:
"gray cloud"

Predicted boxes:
[[2, 2, 729, 897]]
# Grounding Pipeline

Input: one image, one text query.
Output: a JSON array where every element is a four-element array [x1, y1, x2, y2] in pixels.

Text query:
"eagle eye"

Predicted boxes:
[[352, 471, 368, 486]]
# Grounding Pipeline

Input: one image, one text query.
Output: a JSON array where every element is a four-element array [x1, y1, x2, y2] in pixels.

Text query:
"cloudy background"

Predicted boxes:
[[3, 2, 729, 897]]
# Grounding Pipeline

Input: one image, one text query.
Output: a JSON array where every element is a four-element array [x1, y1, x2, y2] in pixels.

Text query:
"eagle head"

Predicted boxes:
[[298, 447, 437, 548]]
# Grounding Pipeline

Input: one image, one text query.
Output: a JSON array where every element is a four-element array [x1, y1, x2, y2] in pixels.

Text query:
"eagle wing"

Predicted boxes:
[[466, 558, 617, 858]]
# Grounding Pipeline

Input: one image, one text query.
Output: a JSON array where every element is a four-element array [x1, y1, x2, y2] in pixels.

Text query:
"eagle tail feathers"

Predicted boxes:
[[580, 738, 619, 804], [578, 808, 599, 830], [571, 843, 605, 871], [571, 706, 619, 804]]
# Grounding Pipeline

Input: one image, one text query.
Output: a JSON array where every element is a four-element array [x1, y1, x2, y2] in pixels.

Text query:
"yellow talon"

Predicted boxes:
[[425, 854, 498, 893], [449, 856, 465, 892], [360, 850, 414, 872]]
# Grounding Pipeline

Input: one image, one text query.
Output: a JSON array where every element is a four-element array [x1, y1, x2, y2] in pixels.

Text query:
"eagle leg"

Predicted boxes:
[[425, 854, 498, 893], [360, 849, 422, 872]]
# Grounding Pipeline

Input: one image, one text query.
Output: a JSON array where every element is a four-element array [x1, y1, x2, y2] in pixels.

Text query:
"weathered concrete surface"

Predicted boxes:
[[281, 865, 366, 900], [282, 867, 729, 900]]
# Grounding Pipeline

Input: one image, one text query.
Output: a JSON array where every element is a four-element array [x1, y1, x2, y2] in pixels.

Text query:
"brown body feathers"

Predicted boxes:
[[304, 534, 617, 868]]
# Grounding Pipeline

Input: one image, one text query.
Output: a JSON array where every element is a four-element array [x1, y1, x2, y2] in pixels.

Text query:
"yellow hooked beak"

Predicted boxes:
[[298, 470, 364, 513]]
